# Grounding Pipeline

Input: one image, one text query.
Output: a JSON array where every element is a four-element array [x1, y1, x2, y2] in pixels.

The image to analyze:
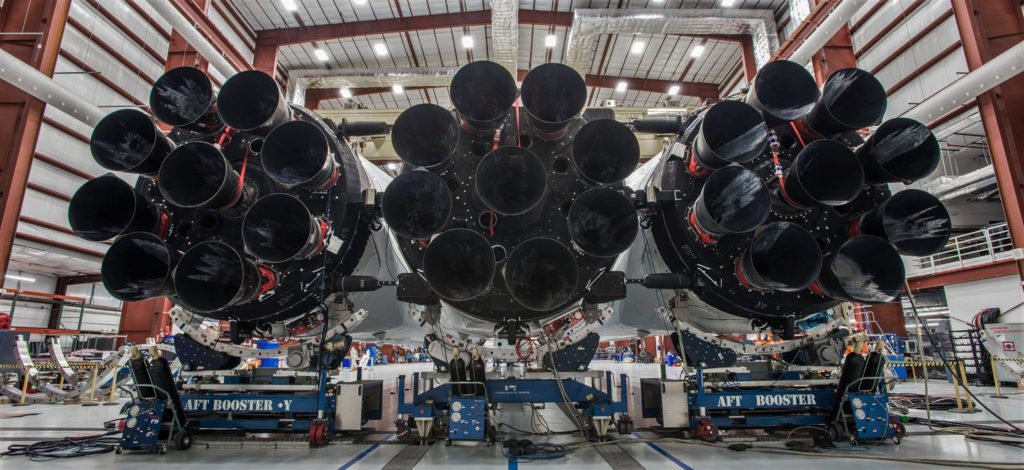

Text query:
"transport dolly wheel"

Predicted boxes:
[[890, 421, 906, 444], [158, 445, 167, 454], [695, 419, 719, 442], [827, 423, 843, 442], [173, 430, 193, 450], [309, 420, 330, 448]]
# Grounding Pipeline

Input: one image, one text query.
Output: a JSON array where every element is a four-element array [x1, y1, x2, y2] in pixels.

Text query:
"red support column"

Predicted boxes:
[[951, 0, 1024, 281], [118, 298, 173, 345], [0, 0, 71, 282], [253, 39, 279, 78], [809, 0, 858, 84], [165, 0, 209, 71], [739, 36, 758, 83]]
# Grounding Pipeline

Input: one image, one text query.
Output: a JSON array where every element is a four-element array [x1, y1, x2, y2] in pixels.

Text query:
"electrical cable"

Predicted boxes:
[[544, 338, 587, 436], [1, 431, 121, 461]]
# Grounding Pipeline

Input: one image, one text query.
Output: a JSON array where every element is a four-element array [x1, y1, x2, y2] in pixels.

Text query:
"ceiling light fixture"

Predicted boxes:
[[353, 0, 368, 5], [691, 45, 706, 58], [313, 48, 329, 61], [374, 43, 389, 56], [721, 0, 736, 7], [545, 34, 557, 48], [340, 88, 352, 98], [462, 35, 474, 49], [667, 85, 680, 95], [631, 40, 646, 54], [387, 163, 398, 170], [281, 0, 299, 11], [4, 274, 35, 283], [392, 84, 404, 94], [615, 81, 628, 93]]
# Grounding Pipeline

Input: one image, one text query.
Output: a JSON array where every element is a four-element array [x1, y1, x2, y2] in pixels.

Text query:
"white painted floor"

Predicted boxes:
[[1, 361, 1022, 469]]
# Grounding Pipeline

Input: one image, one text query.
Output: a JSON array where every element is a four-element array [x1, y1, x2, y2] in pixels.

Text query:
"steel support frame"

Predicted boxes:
[[169, 0, 251, 74], [809, 0, 856, 85], [951, 0, 1024, 281], [0, 0, 71, 283]]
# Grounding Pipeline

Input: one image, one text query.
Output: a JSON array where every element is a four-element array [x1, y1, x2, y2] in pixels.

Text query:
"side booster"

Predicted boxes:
[[69, 67, 375, 341], [638, 62, 950, 327], [380, 61, 640, 342]]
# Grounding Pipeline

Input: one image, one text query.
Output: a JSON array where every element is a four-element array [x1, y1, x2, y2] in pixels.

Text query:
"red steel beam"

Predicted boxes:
[[809, 0, 857, 85], [868, 10, 954, 76], [739, 36, 758, 83], [0, 0, 71, 283], [585, 74, 719, 99], [855, 0, 927, 59], [951, 0, 1024, 281], [774, 0, 836, 61], [166, 0, 209, 71], [258, 10, 492, 46], [170, 0, 252, 73], [906, 259, 1020, 291]]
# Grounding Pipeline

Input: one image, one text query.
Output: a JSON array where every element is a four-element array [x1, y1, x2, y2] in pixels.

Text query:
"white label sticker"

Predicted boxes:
[[327, 235, 344, 254]]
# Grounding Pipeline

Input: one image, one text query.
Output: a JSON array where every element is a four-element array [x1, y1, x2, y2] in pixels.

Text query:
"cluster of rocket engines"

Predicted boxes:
[[66, 57, 952, 362]]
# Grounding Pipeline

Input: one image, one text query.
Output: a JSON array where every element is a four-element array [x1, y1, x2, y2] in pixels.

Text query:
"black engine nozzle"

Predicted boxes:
[[857, 189, 952, 256], [382, 170, 453, 239], [69, 174, 162, 241], [422, 228, 497, 301], [450, 60, 518, 132], [691, 165, 770, 240], [781, 140, 865, 207], [242, 193, 327, 263], [805, 68, 887, 136], [571, 119, 640, 184], [173, 241, 265, 313], [149, 66, 221, 133], [504, 238, 579, 312], [90, 109, 175, 176], [475, 146, 547, 216], [856, 117, 940, 184], [692, 100, 769, 171], [736, 222, 822, 292], [216, 70, 291, 133], [744, 60, 820, 126], [158, 141, 243, 209], [101, 232, 177, 302], [815, 235, 905, 303], [567, 188, 639, 257], [392, 103, 460, 168], [262, 120, 337, 188], [520, 63, 587, 139]]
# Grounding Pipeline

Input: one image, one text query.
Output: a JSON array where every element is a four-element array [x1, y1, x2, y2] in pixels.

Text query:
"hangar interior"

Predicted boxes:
[[0, 0, 1023, 468]]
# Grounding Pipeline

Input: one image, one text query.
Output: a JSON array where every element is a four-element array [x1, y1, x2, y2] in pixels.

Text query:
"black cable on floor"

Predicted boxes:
[[1, 430, 121, 461]]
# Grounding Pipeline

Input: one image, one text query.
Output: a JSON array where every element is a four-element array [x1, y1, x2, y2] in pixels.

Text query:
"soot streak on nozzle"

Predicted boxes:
[[736, 222, 822, 292], [857, 117, 940, 184], [149, 66, 222, 133], [173, 241, 264, 313], [450, 61, 518, 132], [90, 108, 175, 176], [102, 232, 177, 301], [504, 238, 579, 312], [243, 193, 327, 263], [422, 228, 496, 301], [567, 188, 639, 257], [475, 146, 547, 216], [382, 170, 452, 239], [857, 189, 951, 257], [69, 174, 161, 241], [815, 235, 905, 303], [691, 166, 770, 240], [571, 119, 640, 184], [805, 68, 886, 136], [392, 103, 460, 167], [691, 100, 769, 171]]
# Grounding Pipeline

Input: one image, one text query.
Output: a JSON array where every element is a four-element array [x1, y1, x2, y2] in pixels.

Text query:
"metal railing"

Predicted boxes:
[[905, 223, 1016, 277]]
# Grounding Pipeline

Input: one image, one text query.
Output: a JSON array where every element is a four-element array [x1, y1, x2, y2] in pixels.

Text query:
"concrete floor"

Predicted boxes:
[[1, 361, 1022, 469]]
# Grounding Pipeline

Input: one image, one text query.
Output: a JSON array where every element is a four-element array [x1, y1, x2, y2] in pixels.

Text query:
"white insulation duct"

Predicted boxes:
[[786, 0, 869, 65], [903, 39, 1024, 125], [0, 48, 105, 126], [564, 9, 779, 76], [490, 0, 518, 76], [145, 0, 239, 79]]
